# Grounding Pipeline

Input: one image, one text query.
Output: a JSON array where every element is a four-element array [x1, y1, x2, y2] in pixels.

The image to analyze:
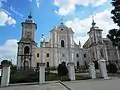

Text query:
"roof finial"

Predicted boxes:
[[28, 12, 32, 19], [92, 14, 96, 27], [60, 18, 63, 24], [79, 41, 81, 48]]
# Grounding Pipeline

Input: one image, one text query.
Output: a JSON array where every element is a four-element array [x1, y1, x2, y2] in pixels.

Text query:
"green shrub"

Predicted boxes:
[[10, 70, 39, 83], [57, 62, 68, 76], [1, 60, 12, 66], [107, 63, 117, 73]]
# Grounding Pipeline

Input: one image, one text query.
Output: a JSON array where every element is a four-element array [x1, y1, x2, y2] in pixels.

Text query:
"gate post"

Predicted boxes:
[[39, 63, 45, 84], [88, 62, 96, 79], [1, 64, 10, 87], [98, 59, 110, 80], [67, 62, 75, 81]]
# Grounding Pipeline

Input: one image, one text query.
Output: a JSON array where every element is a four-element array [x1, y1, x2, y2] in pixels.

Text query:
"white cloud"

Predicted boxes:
[[36, 0, 40, 8], [54, 0, 107, 16], [10, 6, 23, 17], [0, 39, 18, 64], [65, 9, 118, 46], [0, 10, 16, 26]]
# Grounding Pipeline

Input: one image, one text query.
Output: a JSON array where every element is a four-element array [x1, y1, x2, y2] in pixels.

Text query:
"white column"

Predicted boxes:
[[98, 59, 110, 80], [1, 65, 10, 87], [39, 63, 45, 84], [39, 40, 46, 84], [67, 62, 75, 81], [88, 62, 96, 79]]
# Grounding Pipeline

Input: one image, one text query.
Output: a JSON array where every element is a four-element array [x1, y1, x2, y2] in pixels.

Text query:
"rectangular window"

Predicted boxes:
[[37, 53, 39, 57], [47, 53, 49, 57], [76, 54, 79, 57]]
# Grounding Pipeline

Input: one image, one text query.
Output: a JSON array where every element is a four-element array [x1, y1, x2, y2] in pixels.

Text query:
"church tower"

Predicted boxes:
[[88, 17, 108, 64], [17, 12, 37, 69]]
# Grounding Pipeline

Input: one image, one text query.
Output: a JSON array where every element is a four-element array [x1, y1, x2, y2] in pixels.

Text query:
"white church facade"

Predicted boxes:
[[17, 13, 120, 69], [17, 14, 84, 69]]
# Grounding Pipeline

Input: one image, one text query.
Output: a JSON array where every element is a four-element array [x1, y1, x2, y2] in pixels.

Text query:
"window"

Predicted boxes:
[[100, 49, 104, 58], [61, 40, 64, 47], [24, 46, 30, 54], [46, 53, 49, 57], [37, 62, 39, 68], [77, 61, 80, 67], [37, 53, 39, 57], [61, 28, 64, 31], [84, 54, 86, 58], [76, 54, 79, 57]]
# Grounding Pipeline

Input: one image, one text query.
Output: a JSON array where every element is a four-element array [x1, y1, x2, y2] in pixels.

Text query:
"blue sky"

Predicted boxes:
[[0, 0, 117, 64]]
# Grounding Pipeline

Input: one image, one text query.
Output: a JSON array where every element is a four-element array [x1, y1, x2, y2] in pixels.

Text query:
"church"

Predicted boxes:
[[17, 13, 84, 69], [17, 13, 120, 69], [83, 19, 120, 68]]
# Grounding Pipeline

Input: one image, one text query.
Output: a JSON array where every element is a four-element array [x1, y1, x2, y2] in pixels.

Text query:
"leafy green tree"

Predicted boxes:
[[111, 0, 120, 27], [57, 62, 68, 81], [107, 0, 120, 48], [1, 60, 12, 66], [107, 62, 117, 73]]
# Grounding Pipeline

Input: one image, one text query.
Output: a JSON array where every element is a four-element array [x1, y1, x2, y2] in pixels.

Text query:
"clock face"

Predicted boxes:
[[25, 31, 31, 38]]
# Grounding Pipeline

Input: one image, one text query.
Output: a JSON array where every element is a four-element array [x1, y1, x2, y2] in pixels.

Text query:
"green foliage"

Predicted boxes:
[[1, 60, 12, 66], [107, 0, 120, 47], [107, 29, 120, 47], [107, 63, 118, 73], [111, 0, 120, 27], [57, 62, 68, 76], [10, 70, 39, 83]]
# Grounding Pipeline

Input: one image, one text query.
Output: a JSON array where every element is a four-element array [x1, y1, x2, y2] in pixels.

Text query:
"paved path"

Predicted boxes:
[[1, 83, 66, 90], [1, 77, 120, 90], [63, 77, 120, 90]]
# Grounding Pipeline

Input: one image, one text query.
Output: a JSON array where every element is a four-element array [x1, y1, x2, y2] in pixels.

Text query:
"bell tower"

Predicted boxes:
[[87, 16, 108, 63], [17, 12, 37, 69]]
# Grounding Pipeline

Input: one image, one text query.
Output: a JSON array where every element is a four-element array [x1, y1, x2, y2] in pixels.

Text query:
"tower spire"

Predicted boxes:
[[28, 0, 32, 19], [60, 18, 63, 24], [28, 12, 32, 19], [92, 14, 96, 27]]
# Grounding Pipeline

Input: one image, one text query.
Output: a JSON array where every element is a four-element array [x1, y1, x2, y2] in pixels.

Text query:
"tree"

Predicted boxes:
[[107, 0, 120, 48], [107, 62, 117, 73], [111, 0, 120, 27], [57, 62, 68, 81], [1, 60, 12, 67], [57, 63, 68, 76]]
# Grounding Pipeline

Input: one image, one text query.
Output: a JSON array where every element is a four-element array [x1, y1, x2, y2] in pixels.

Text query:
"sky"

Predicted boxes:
[[0, 0, 118, 64]]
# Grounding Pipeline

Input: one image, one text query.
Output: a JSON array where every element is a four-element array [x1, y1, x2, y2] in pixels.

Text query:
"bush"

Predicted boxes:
[[57, 62, 68, 76], [10, 70, 39, 83], [107, 63, 117, 73], [1, 60, 12, 67]]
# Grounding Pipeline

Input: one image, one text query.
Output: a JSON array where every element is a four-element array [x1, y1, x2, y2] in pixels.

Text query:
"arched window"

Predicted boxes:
[[61, 40, 64, 47], [100, 49, 104, 58], [24, 46, 30, 54]]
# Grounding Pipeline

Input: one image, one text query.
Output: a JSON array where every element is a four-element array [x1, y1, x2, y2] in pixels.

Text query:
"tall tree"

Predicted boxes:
[[107, 0, 120, 48], [111, 0, 120, 27]]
